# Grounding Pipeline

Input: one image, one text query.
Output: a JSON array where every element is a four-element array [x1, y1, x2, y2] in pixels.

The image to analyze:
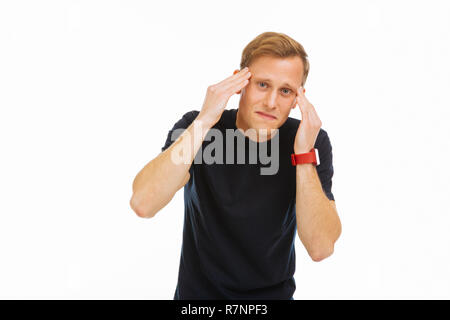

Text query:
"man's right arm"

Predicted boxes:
[[130, 115, 212, 218], [130, 66, 251, 218]]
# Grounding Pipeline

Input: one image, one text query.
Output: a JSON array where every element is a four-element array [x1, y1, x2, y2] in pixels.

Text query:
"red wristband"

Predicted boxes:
[[291, 148, 320, 166]]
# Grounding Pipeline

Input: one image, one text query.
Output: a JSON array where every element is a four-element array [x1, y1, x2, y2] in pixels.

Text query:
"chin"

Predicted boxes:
[[251, 122, 278, 135]]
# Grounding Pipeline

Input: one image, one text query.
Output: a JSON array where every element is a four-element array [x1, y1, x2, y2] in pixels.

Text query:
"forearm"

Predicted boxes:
[[130, 115, 212, 218], [295, 163, 341, 261]]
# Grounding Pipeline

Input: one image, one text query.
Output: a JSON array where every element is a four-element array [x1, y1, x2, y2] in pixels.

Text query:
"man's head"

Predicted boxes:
[[234, 32, 309, 141]]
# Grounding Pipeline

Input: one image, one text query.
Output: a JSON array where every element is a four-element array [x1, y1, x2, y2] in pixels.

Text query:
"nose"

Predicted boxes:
[[264, 89, 278, 109]]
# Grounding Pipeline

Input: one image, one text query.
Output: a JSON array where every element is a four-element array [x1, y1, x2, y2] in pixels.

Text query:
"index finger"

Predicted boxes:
[[218, 67, 250, 86]]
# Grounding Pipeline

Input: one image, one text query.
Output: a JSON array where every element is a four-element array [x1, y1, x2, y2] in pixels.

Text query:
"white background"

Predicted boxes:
[[1, 0, 449, 299]]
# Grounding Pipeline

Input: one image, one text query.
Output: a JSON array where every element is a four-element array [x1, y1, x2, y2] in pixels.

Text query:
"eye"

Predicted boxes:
[[258, 82, 267, 88], [282, 88, 291, 95]]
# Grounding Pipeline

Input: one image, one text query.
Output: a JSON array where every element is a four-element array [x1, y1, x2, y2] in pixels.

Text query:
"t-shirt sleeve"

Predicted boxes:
[[315, 129, 335, 201], [161, 110, 200, 176], [161, 110, 199, 153]]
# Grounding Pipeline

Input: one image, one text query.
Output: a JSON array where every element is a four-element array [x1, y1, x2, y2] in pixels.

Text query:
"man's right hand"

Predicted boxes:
[[198, 67, 251, 127]]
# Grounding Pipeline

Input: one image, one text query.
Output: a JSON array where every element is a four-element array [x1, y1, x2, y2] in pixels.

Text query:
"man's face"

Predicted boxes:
[[235, 55, 304, 141]]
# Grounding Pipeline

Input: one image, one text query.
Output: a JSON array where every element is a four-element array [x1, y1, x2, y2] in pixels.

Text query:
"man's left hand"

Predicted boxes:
[[294, 86, 322, 154]]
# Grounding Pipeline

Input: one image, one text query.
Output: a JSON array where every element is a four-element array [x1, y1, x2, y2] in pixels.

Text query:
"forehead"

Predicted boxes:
[[248, 55, 304, 88]]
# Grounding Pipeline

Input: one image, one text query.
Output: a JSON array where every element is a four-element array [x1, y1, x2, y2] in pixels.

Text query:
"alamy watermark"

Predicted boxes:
[[169, 120, 280, 175]]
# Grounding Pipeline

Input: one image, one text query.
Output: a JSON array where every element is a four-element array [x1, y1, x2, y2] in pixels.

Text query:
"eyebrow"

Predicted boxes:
[[252, 77, 297, 91]]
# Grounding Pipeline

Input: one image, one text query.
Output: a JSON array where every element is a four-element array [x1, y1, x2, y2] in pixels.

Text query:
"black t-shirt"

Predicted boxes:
[[161, 108, 335, 299]]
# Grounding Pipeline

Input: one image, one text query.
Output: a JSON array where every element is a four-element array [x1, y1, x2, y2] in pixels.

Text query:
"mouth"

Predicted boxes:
[[256, 111, 277, 120]]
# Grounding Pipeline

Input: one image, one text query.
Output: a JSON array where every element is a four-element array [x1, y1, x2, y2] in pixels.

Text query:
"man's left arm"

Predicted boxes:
[[292, 86, 342, 262], [296, 164, 341, 262]]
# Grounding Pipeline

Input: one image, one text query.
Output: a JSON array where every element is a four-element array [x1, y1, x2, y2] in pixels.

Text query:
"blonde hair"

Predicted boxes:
[[240, 32, 310, 87]]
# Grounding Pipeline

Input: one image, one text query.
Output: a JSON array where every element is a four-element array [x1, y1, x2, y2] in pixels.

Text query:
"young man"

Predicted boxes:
[[130, 32, 342, 300]]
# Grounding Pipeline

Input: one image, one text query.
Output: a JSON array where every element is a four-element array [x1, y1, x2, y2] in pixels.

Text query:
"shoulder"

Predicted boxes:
[[174, 108, 237, 130], [161, 109, 200, 152], [181, 110, 200, 123], [315, 127, 332, 150], [168, 110, 200, 129]]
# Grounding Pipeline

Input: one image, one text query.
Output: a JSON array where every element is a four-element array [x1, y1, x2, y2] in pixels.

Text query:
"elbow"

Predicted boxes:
[[130, 194, 156, 219], [309, 243, 334, 262]]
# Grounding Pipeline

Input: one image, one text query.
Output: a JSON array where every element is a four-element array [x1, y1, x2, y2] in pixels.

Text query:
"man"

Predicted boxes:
[[130, 32, 342, 300]]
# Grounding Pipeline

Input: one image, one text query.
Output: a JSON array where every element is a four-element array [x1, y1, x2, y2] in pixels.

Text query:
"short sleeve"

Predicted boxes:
[[161, 110, 200, 177], [161, 110, 200, 152], [314, 129, 335, 201]]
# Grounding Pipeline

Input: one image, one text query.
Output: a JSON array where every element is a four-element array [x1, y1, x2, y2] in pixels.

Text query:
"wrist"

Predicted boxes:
[[195, 114, 215, 130], [294, 147, 312, 154]]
